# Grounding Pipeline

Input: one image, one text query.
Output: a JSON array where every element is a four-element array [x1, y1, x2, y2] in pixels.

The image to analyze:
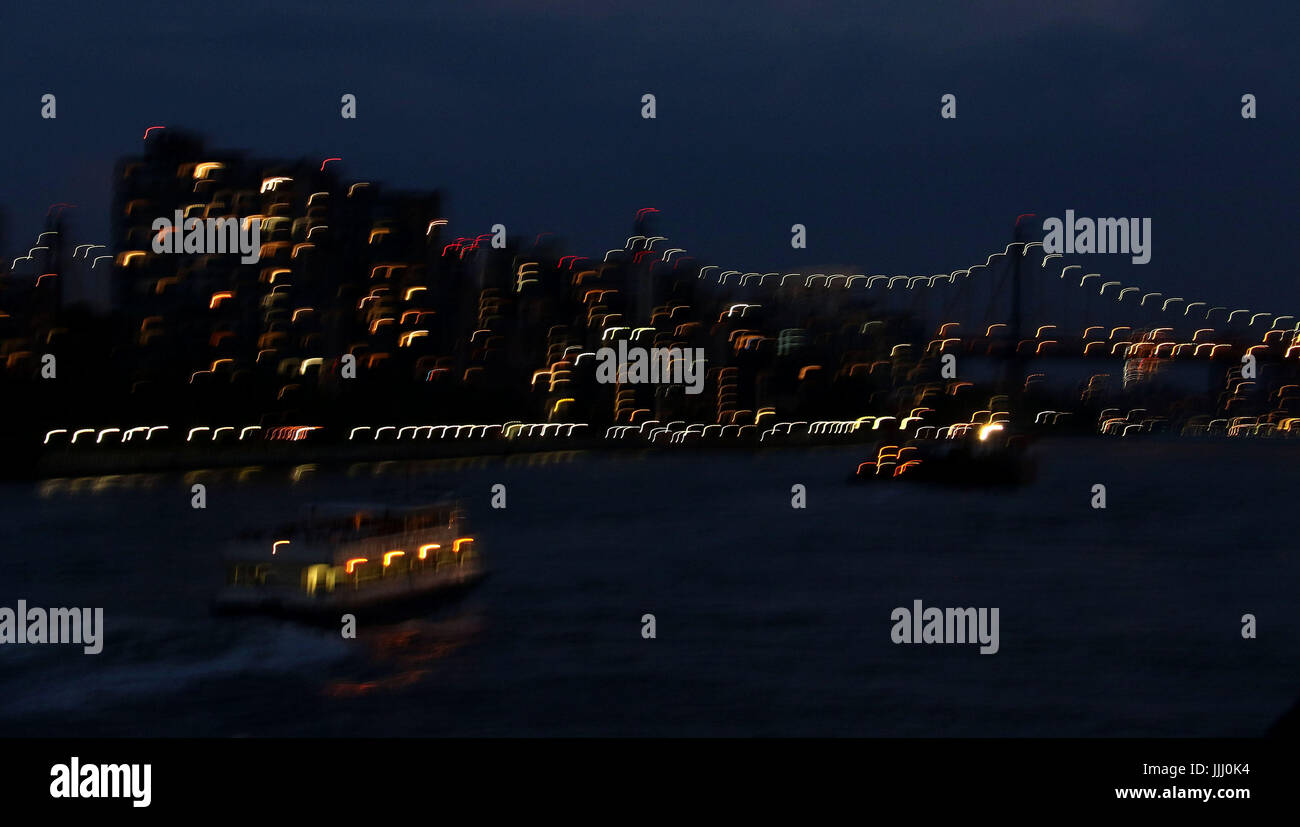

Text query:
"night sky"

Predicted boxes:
[[2, 1, 1296, 310]]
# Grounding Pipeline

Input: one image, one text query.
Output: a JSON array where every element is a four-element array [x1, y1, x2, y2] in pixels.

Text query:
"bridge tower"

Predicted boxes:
[[1003, 218, 1028, 401]]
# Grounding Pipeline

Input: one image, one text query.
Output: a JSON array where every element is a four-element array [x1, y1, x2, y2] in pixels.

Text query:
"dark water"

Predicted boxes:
[[1, 439, 1297, 736]]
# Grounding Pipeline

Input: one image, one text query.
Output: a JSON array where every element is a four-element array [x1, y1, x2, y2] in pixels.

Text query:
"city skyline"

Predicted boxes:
[[2, 2, 1296, 311]]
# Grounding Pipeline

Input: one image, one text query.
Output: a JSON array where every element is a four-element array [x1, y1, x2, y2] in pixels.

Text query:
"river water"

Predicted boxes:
[[1, 439, 1296, 736]]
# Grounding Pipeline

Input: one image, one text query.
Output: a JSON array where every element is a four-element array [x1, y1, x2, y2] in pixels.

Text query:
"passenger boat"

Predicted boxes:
[[213, 501, 486, 624]]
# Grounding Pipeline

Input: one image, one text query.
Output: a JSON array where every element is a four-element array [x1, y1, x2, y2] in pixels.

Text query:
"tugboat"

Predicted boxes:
[[213, 501, 486, 624], [850, 423, 1034, 486]]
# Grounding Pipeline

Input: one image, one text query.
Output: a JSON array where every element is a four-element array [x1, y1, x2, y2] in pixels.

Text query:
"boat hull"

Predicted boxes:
[[212, 569, 489, 626]]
